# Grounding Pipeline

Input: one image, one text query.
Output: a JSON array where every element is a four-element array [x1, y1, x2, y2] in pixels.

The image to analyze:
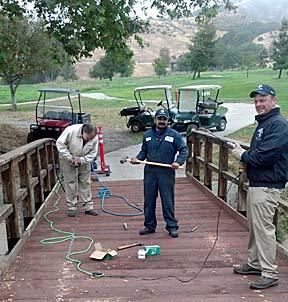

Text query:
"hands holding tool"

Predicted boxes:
[[120, 156, 184, 169], [71, 156, 85, 166], [230, 143, 245, 160], [130, 157, 141, 164]]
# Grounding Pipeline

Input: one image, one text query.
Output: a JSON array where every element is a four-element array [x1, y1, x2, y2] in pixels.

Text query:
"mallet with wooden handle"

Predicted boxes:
[[120, 157, 184, 169], [117, 242, 144, 250]]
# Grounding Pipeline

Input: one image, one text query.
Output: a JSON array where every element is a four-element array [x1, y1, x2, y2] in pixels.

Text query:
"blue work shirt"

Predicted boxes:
[[136, 126, 188, 166]]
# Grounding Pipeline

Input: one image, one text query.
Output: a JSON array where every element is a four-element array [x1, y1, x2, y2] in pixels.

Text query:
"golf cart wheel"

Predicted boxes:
[[130, 121, 142, 133], [186, 124, 198, 134], [27, 131, 39, 143], [216, 119, 226, 131]]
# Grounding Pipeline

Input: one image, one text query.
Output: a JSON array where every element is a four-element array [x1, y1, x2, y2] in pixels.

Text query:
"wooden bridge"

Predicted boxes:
[[0, 133, 288, 301]]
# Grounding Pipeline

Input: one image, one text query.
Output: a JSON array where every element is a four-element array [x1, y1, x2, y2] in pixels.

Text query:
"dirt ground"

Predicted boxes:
[[0, 120, 141, 154]]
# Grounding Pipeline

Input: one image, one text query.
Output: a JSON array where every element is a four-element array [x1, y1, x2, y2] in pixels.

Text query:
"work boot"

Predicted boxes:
[[168, 229, 179, 238], [233, 263, 262, 275], [139, 227, 155, 235], [85, 209, 99, 216], [67, 209, 78, 217], [250, 276, 279, 289]]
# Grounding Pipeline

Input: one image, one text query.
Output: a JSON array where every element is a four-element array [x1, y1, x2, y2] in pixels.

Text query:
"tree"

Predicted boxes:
[[0, 15, 66, 111], [59, 62, 78, 81], [114, 49, 136, 77], [1, 1, 236, 60], [187, 22, 216, 79], [90, 55, 115, 81], [159, 47, 170, 66], [90, 50, 135, 80], [273, 18, 288, 79], [153, 58, 168, 77]]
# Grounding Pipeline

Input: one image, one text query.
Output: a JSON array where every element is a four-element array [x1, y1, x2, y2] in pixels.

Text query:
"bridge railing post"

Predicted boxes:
[[0, 139, 58, 262]]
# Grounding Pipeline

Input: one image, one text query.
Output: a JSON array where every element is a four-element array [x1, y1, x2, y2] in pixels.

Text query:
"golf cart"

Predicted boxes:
[[119, 85, 177, 132], [171, 85, 227, 133], [27, 88, 91, 142]]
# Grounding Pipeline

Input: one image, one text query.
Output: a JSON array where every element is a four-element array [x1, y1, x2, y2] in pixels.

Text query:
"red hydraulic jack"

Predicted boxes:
[[96, 127, 111, 176]]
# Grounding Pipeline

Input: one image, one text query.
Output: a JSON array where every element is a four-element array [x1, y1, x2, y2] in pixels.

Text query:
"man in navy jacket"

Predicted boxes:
[[231, 84, 288, 289], [131, 108, 188, 238]]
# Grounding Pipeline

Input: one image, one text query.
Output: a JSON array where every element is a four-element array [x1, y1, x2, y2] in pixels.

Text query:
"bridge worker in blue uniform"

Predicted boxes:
[[131, 108, 188, 238], [56, 123, 99, 217], [230, 84, 288, 290]]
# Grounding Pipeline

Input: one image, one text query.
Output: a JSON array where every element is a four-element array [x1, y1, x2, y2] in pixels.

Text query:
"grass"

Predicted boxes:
[[1, 68, 288, 112]]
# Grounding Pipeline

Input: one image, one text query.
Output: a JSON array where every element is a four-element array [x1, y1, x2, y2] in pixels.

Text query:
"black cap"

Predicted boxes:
[[155, 108, 169, 118], [250, 84, 276, 98]]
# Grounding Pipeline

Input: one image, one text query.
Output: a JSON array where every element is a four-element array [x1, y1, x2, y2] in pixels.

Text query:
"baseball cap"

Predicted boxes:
[[250, 84, 276, 98], [155, 108, 169, 118]]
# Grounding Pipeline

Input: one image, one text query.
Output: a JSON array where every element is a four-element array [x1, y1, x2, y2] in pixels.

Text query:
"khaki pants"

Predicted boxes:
[[60, 158, 93, 212], [247, 187, 281, 279]]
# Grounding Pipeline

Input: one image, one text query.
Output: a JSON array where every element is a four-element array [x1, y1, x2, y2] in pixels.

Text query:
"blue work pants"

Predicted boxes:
[[143, 166, 178, 231]]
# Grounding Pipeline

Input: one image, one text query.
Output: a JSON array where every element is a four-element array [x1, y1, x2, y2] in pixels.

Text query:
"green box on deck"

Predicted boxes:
[[144, 245, 160, 256]]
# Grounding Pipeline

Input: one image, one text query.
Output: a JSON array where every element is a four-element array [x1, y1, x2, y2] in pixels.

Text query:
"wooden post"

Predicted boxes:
[[204, 138, 213, 190], [186, 135, 193, 174], [31, 148, 44, 210], [41, 144, 51, 193], [218, 143, 228, 200], [2, 162, 23, 242], [18, 155, 35, 221], [193, 135, 201, 181], [237, 162, 247, 213], [47, 142, 57, 187]]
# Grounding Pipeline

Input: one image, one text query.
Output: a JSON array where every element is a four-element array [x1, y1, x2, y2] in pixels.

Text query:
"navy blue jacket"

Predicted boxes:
[[241, 107, 288, 188], [137, 126, 188, 166]]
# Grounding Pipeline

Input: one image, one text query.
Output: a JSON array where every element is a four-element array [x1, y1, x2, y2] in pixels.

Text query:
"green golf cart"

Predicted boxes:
[[120, 85, 177, 132], [171, 85, 227, 133]]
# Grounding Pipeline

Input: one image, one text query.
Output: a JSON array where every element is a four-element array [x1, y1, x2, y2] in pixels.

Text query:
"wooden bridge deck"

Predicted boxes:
[[1, 177, 288, 302]]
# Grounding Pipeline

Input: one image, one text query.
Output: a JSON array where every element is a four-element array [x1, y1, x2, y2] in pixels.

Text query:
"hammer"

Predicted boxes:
[[117, 242, 144, 250], [120, 157, 184, 169]]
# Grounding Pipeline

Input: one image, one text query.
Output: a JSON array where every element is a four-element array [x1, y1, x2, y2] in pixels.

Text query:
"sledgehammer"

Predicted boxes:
[[120, 157, 184, 169]]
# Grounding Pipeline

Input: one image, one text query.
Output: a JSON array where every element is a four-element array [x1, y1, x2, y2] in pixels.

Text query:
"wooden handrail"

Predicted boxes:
[[186, 130, 287, 214], [0, 138, 58, 257]]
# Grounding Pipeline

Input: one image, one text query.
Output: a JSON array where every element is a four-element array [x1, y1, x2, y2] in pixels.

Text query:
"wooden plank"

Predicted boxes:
[[1, 178, 287, 302], [207, 162, 218, 173], [221, 171, 239, 184], [0, 204, 13, 223], [192, 137, 201, 180], [0, 184, 59, 279], [1, 162, 23, 239], [0, 139, 52, 166], [30, 177, 39, 188], [204, 140, 213, 189], [18, 154, 35, 217], [16, 188, 28, 203], [218, 143, 229, 200]]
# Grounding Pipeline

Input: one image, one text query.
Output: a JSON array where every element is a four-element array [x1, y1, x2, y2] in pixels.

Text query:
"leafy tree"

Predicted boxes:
[[273, 18, 288, 79], [1, 1, 236, 60], [258, 48, 269, 68], [114, 49, 135, 77], [153, 58, 168, 77], [89, 55, 115, 81], [59, 62, 78, 81], [159, 47, 170, 66], [187, 22, 216, 79], [176, 54, 192, 72], [0, 15, 65, 111], [90, 49, 135, 80]]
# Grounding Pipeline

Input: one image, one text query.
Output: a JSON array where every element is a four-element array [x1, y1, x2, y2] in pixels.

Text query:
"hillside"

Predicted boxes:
[[76, 18, 203, 79], [76, 2, 283, 79]]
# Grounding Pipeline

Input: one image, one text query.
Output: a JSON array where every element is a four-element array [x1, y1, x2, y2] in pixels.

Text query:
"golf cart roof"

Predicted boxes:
[[134, 85, 172, 92], [38, 88, 80, 94], [179, 85, 222, 91]]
